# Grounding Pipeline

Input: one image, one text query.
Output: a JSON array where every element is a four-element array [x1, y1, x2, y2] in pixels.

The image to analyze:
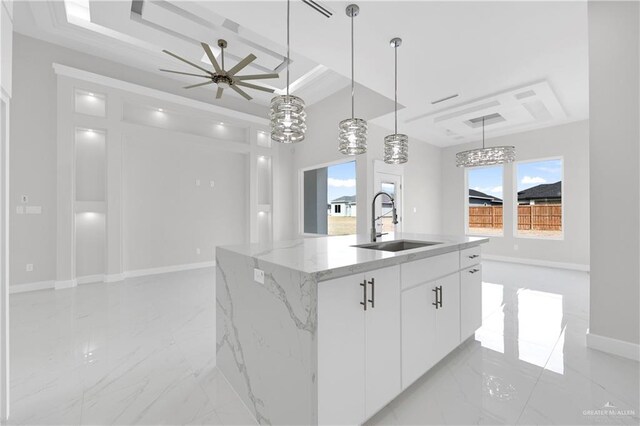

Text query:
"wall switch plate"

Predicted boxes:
[[196, 248, 201, 255], [254, 268, 265, 284], [195, 179, 201, 186], [210, 180, 215, 188], [21, 195, 28, 203], [26, 264, 33, 272]]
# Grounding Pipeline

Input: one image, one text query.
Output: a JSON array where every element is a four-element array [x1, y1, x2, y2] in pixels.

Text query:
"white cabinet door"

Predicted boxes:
[[401, 282, 437, 389], [461, 264, 482, 340], [318, 274, 366, 425], [365, 266, 401, 418], [434, 273, 461, 362]]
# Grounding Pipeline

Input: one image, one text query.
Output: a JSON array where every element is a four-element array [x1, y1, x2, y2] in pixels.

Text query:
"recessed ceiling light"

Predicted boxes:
[[88, 92, 94, 97], [157, 108, 164, 112]]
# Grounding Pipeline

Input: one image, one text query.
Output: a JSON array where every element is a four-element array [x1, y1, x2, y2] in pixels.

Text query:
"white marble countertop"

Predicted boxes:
[[217, 233, 489, 280]]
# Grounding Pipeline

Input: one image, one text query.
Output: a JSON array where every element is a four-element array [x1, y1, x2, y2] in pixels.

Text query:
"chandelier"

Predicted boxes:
[[456, 116, 515, 167], [270, 0, 307, 144], [384, 37, 408, 164], [338, 4, 367, 155]]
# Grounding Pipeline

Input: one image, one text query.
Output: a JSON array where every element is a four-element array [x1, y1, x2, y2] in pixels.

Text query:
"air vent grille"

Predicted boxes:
[[302, 0, 333, 18], [465, 113, 506, 128]]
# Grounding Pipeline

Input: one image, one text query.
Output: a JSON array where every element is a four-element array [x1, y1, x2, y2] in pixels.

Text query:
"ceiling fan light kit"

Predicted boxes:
[[270, 0, 307, 144], [384, 37, 409, 164], [338, 4, 368, 156], [455, 115, 516, 167]]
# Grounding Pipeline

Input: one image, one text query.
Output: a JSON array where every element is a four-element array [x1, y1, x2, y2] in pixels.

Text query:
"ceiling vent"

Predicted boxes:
[[465, 112, 506, 128], [431, 93, 459, 105]]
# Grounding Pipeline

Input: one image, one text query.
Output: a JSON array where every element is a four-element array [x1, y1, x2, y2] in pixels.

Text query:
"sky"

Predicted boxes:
[[327, 161, 356, 202], [468, 159, 562, 199]]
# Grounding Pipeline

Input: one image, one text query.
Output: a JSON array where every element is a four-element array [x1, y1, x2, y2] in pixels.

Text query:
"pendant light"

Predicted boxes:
[[338, 4, 367, 155], [270, 0, 307, 144], [384, 37, 408, 164], [455, 116, 515, 167]]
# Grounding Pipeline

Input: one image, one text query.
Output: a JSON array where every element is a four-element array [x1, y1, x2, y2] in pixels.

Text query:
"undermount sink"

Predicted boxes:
[[353, 239, 442, 252]]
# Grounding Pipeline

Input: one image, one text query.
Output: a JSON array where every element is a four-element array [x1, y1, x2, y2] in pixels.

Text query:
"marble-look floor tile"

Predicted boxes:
[[9, 261, 639, 425]]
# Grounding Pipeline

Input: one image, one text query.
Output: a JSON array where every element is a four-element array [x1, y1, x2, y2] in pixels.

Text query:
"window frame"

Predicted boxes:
[[298, 158, 357, 237], [464, 164, 505, 238], [512, 156, 565, 241]]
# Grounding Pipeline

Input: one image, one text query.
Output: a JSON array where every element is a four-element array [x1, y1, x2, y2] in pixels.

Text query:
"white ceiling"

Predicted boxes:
[[13, 0, 589, 147]]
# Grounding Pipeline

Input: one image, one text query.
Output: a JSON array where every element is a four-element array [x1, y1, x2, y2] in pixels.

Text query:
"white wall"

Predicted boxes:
[[588, 1, 639, 349], [9, 34, 273, 287], [441, 120, 590, 268], [122, 126, 247, 271], [292, 85, 442, 237]]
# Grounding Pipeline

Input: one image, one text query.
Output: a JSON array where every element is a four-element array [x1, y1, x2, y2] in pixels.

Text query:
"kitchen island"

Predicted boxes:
[[216, 233, 488, 425]]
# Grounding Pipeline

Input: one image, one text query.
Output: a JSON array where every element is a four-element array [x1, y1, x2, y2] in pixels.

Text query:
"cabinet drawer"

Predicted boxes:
[[401, 251, 459, 290], [460, 245, 481, 269]]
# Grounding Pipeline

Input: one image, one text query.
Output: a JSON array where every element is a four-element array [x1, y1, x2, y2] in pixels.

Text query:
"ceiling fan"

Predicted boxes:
[[160, 39, 279, 101]]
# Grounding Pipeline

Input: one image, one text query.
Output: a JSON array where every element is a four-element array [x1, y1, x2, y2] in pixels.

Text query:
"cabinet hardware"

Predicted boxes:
[[468, 268, 480, 274], [432, 287, 439, 309], [360, 280, 367, 311], [468, 254, 480, 259], [438, 285, 443, 308], [368, 278, 375, 308]]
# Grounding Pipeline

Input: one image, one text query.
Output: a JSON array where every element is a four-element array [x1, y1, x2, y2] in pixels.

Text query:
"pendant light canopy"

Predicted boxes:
[[270, 0, 307, 144], [338, 4, 367, 155], [455, 116, 516, 167], [384, 37, 408, 164]]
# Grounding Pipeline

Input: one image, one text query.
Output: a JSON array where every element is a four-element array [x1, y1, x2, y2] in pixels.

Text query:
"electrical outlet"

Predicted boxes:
[[26, 264, 33, 272], [413, 207, 417, 213], [196, 248, 201, 255], [254, 268, 265, 284]]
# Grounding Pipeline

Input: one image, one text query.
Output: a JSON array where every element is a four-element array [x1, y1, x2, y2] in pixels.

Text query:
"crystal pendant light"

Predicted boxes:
[[455, 116, 516, 167], [384, 37, 408, 164], [270, 0, 307, 144], [338, 4, 367, 155]]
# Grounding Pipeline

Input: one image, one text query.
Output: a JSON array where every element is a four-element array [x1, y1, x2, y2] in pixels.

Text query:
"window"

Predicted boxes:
[[466, 166, 504, 236], [515, 159, 563, 239], [303, 161, 356, 236]]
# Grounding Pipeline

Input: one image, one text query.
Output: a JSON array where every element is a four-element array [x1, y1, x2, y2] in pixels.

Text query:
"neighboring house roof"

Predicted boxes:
[[331, 195, 356, 204], [518, 181, 562, 200], [469, 189, 503, 203]]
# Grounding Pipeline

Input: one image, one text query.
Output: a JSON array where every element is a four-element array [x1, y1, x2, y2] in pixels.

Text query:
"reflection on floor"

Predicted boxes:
[[368, 261, 639, 425], [8, 261, 640, 425]]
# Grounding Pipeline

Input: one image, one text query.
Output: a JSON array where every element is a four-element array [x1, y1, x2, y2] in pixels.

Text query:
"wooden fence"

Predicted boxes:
[[469, 204, 562, 231], [517, 204, 562, 231]]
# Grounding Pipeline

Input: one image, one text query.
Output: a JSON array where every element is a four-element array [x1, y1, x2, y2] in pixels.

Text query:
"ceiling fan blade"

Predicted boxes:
[[231, 85, 253, 101], [227, 53, 257, 76], [201, 42, 222, 74], [160, 69, 211, 78], [235, 81, 275, 93], [184, 81, 215, 89], [216, 87, 224, 99], [235, 73, 279, 81], [162, 49, 213, 76]]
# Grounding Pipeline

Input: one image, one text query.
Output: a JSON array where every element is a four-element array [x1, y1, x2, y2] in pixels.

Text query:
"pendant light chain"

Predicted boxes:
[[351, 10, 355, 119], [394, 43, 398, 134], [286, 0, 290, 97]]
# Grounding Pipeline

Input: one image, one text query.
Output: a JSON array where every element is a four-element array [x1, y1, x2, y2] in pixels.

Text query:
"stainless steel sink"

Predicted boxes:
[[353, 239, 442, 252]]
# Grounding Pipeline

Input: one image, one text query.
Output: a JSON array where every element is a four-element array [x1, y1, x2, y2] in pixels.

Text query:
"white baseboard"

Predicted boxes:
[[9, 280, 55, 294], [586, 332, 640, 362], [125, 261, 215, 279], [76, 274, 105, 285], [12, 261, 216, 293], [54, 279, 77, 290], [104, 273, 126, 283], [483, 254, 590, 272]]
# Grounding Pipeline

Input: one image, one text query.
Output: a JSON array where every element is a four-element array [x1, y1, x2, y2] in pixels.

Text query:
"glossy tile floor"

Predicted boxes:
[[8, 261, 640, 425]]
